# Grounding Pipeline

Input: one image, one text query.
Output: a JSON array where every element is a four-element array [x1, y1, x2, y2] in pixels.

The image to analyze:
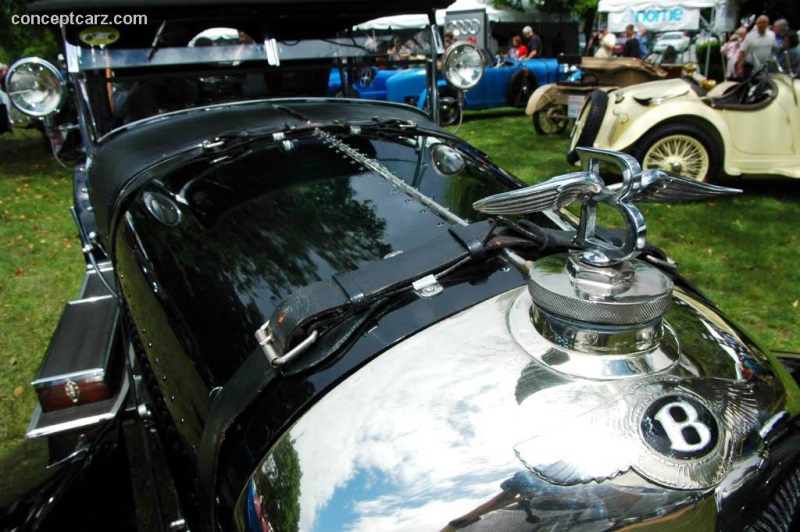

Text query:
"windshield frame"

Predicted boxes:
[[61, 13, 444, 151]]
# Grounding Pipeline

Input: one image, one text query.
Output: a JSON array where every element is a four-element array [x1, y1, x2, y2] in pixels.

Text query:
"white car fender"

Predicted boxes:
[[525, 83, 560, 116], [610, 100, 731, 166]]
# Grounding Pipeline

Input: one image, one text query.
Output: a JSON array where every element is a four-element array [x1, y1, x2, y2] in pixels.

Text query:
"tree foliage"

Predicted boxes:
[[0, 0, 59, 64], [492, 0, 599, 34], [739, 0, 800, 28], [493, 0, 598, 17]]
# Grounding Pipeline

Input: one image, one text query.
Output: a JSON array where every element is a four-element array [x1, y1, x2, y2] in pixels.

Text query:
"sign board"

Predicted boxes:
[[444, 9, 487, 50], [713, 2, 736, 32], [608, 7, 701, 32], [567, 95, 586, 118]]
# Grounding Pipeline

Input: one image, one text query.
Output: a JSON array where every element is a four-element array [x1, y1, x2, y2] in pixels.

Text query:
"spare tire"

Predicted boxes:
[[566, 89, 608, 164]]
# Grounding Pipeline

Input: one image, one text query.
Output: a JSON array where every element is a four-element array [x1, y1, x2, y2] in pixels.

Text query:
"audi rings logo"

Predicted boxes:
[[445, 18, 481, 37]]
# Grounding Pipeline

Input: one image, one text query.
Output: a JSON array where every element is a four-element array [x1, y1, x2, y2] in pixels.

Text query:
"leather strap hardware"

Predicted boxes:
[[256, 323, 319, 368]]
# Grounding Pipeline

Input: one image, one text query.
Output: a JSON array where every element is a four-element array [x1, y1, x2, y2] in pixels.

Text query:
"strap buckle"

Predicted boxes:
[[255, 323, 319, 368]]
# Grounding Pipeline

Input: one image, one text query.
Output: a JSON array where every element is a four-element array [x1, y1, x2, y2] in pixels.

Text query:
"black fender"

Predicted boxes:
[[0, 425, 135, 531]]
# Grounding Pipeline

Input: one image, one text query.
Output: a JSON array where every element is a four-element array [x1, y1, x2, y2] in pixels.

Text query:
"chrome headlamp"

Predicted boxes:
[[441, 41, 485, 91], [6, 57, 65, 117]]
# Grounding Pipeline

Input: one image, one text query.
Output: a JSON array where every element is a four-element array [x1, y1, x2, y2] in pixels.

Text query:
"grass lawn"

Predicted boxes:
[[0, 111, 798, 461], [0, 131, 83, 456]]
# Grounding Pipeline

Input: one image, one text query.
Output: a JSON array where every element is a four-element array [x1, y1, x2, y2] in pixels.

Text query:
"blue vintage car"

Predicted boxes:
[[328, 56, 560, 125], [385, 56, 560, 124], [327, 66, 401, 99]]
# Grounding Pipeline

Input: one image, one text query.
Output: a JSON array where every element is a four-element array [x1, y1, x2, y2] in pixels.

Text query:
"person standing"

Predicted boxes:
[[621, 25, 641, 58], [777, 30, 800, 74], [722, 27, 746, 80], [508, 36, 528, 60], [522, 26, 542, 58], [637, 26, 650, 58], [736, 15, 778, 78], [388, 37, 411, 62], [592, 26, 616, 58], [774, 19, 789, 47]]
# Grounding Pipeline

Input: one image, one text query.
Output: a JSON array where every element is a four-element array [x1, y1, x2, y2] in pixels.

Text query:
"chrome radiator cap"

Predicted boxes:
[[529, 253, 673, 327]]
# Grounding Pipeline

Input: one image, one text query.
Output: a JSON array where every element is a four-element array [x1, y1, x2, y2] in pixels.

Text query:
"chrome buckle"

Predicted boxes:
[[255, 322, 319, 368]]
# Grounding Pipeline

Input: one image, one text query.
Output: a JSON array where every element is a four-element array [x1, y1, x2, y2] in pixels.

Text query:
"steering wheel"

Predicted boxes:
[[739, 65, 770, 105]]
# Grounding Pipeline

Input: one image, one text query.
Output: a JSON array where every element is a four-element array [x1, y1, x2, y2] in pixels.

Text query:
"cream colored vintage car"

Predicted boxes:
[[567, 68, 800, 182], [525, 57, 673, 136]]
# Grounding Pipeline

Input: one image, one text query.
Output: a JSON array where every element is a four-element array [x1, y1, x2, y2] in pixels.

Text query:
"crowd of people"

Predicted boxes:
[[506, 25, 543, 60], [587, 24, 652, 59], [723, 15, 800, 79], [577, 14, 800, 77], [459, 15, 800, 76]]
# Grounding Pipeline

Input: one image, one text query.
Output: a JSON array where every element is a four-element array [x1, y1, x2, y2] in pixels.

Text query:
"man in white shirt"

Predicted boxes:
[[736, 15, 778, 78], [593, 26, 616, 58]]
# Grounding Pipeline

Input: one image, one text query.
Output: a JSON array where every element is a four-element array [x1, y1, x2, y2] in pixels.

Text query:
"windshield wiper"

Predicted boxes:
[[147, 20, 167, 62]]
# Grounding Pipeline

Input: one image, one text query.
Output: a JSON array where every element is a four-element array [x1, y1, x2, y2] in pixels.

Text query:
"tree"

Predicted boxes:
[[738, 0, 800, 28], [0, 0, 59, 64], [493, 0, 598, 18], [493, 0, 599, 43]]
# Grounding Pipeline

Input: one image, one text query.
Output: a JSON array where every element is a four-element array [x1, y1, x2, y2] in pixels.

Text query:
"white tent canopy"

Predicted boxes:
[[353, 14, 439, 31], [598, 0, 727, 32], [598, 0, 723, 12], [446, 0, 541, 23], [353, 0, 555, 31]]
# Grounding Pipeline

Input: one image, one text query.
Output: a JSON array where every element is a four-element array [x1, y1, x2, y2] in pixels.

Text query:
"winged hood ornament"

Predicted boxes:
[[478, 148, 742, 377], [474, 147, 740, 266]]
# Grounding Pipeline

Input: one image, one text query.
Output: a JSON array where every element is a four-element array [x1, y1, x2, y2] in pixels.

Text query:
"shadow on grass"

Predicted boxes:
[[462, 108, 525, 123], [0, 129, 54, 171], [716, 175, 800, 201]]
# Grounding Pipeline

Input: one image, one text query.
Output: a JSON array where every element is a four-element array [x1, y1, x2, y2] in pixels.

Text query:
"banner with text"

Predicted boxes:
[[608, 7, 700, 32]]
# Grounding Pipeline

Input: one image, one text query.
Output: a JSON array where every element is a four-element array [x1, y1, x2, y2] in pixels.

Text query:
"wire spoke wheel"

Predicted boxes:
[[643, 134, 709, 181], [533, 103, 569, 135]]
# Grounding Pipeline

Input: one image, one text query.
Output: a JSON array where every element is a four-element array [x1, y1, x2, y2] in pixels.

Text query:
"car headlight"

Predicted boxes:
[[441, 41, 485, 90], [6, 57, 65, 117]]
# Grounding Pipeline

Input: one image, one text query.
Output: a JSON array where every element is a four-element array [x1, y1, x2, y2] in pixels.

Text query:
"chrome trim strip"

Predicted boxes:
[[31, 369, 106, 387], [26, 370, 129, 439]]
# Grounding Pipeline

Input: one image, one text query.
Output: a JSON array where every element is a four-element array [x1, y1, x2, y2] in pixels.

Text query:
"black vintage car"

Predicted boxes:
[[3, 1, 800, 531]]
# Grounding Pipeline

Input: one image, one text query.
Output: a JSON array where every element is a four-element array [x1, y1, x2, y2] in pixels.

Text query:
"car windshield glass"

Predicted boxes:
[[75, 36, 410, 70], [69, 18, 436, 137], [69, 15, 436, 70]]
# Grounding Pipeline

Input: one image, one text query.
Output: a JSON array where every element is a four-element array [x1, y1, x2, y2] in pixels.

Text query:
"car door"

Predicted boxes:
[[723, 76, 797, 164], [463, 61, 518, 109]]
